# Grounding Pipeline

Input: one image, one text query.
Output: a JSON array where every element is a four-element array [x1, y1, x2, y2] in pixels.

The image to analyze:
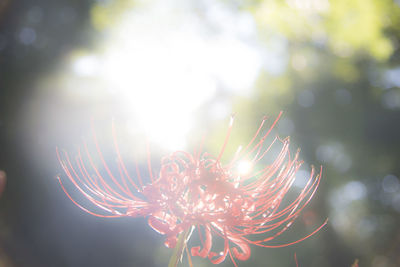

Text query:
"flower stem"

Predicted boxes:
[[185, 243, 193, 267], [168, 231, 188, 267]]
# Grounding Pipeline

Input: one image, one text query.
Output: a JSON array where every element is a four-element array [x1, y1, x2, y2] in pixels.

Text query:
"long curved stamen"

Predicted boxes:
[[57, 113, 325, 266]]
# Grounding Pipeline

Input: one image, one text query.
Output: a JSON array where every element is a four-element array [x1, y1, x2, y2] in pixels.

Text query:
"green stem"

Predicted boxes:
[[168, 231, 188, 267]]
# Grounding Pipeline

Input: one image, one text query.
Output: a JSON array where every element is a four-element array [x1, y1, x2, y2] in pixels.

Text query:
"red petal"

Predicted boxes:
[[231, 237, 251, 261], [147, 216, 169, 235], [191, 225, 212, 258], [208, 237, 229, 264]]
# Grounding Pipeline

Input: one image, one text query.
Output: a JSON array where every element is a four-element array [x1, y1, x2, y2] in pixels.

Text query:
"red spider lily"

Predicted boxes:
[[57, 112, 327, 267]]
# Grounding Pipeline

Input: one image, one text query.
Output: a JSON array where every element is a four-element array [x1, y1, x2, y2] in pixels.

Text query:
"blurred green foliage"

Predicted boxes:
[[91, 0, 135, 30], [248, 0, 400, 60], [229, 0, 400, 266], [205, 0, 400, 266]]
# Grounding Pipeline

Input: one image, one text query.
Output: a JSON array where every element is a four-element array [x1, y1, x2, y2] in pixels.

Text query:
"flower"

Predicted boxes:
[[57, 113, 326, 266]]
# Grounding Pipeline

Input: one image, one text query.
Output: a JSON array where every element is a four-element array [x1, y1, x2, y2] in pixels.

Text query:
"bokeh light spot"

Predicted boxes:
[[19, 27, 36, 45], [297, 90, 315, 107], [382, 174, 399, 193]]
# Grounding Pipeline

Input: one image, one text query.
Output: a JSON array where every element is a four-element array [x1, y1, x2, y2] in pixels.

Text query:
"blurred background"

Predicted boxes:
[[1, 0, 400, 266]]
